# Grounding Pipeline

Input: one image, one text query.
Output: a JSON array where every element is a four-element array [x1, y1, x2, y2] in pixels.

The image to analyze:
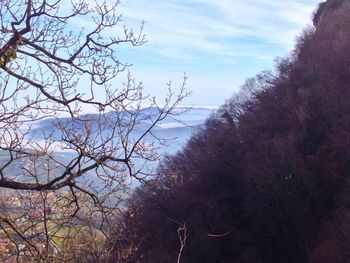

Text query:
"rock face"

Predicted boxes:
[[313, 0, 350, 26]]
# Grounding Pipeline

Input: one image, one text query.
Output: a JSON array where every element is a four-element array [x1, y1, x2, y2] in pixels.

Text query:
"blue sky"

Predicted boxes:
[[108, 0, 323, 107]]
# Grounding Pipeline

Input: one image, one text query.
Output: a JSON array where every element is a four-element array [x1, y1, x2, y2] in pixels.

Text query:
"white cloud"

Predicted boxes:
[[118, 0, 321, 60], [63, 0, 323, 106]]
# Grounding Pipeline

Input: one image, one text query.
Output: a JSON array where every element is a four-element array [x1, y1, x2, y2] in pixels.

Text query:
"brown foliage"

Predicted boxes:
[[119, 1, 350, 262]]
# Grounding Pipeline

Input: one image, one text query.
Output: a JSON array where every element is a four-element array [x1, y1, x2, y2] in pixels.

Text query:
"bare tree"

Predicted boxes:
[[0, 0, 188, 261]]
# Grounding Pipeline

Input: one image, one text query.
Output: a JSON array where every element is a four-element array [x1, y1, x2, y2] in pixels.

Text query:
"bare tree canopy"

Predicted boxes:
[[0, 0, 188, 261]]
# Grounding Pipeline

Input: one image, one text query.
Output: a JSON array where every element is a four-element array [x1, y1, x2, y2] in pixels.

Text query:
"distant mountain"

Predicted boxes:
[[29, 107, 216, 155], [0, 107, 215, 186]]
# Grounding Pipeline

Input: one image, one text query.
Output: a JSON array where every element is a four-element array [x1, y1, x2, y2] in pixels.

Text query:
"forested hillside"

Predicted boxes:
[[117, 0, 350, 262]]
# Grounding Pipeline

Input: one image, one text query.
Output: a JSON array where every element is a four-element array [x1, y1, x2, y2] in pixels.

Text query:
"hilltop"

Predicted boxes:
[[118, 1, 350, 262]]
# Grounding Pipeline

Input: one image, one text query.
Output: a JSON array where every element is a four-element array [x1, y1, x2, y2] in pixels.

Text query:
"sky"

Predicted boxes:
[[112, 0, 323, 107]]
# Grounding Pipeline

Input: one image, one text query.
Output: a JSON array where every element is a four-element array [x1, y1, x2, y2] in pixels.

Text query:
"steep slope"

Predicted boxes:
[[118, 1, 350, 262]]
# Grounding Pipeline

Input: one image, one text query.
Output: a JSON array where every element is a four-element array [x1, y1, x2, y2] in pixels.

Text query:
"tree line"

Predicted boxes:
[[117, 1, 350, 262]]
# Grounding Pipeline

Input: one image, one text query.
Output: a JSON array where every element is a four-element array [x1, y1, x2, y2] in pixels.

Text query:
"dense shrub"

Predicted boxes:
[[116, 1, 350, 262]]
